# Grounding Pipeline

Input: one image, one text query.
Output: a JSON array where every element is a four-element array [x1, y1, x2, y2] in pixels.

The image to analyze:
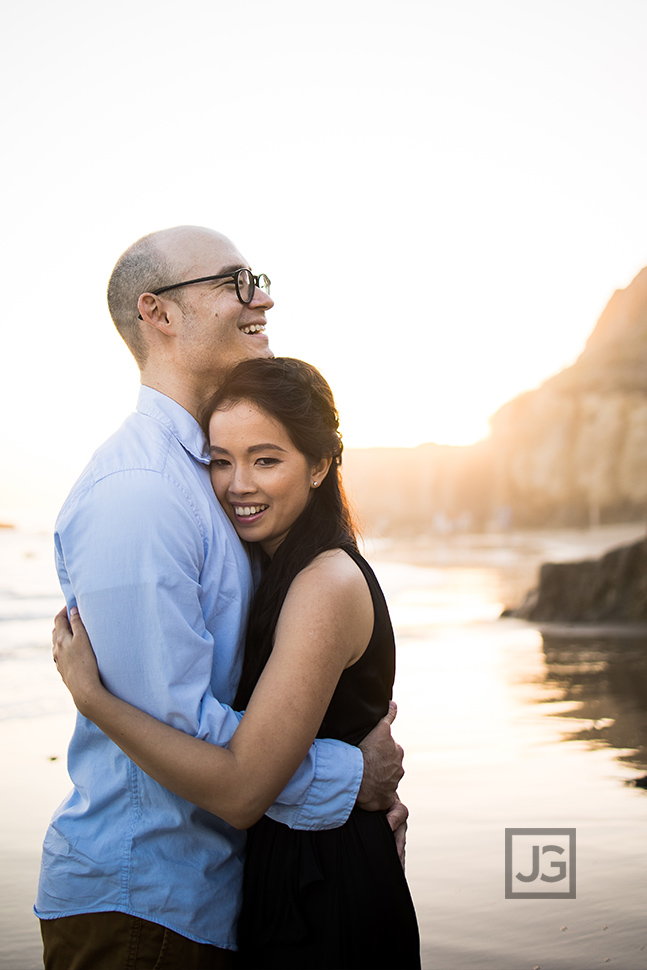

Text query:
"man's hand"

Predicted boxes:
[[357, 701, 404, 811]]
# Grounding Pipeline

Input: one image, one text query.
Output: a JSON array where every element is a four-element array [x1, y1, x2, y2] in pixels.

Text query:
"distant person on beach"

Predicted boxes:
[[35, 227, 407, 969], [52, 356, 421, 970]]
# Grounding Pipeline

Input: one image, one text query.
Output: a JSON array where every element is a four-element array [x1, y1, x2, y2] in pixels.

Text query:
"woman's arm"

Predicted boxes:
[[53, 549, 375, 830]]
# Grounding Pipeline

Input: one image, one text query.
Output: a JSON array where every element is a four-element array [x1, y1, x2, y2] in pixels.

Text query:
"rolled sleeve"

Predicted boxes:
[[267, 738, 364, 830]]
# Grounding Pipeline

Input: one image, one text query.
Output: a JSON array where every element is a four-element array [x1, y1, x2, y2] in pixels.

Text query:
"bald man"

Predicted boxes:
[[36, 228, 405, 970]]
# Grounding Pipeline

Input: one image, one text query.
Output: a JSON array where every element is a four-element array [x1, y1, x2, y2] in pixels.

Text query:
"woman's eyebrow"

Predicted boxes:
[[247, 443, 288, 454], [209, 443, 288, 456]]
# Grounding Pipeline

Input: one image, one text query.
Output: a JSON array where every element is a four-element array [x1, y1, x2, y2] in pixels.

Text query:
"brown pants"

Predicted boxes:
[[40, 911, 235, 970]]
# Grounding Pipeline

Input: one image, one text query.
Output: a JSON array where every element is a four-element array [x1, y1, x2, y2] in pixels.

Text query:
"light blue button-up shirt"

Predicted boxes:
[[35, 386, 363, 948]]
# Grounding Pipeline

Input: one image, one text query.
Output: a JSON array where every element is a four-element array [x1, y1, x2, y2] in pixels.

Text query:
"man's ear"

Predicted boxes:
[[137, 292, 179, 334]]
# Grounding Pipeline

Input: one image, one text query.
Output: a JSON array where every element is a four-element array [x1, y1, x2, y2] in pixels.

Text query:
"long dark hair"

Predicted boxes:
[[200, 357, 358, 708]]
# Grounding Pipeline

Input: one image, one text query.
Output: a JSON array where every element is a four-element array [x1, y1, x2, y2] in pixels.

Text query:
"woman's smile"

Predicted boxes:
[[232, 503, 269, 522]]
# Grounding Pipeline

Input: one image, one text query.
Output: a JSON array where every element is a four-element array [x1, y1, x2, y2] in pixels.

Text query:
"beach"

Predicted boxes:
[[2, 524, 647, 969]]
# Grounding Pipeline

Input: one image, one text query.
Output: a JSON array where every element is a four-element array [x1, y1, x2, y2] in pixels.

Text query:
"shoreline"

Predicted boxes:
[[365, 522, 647, 564]]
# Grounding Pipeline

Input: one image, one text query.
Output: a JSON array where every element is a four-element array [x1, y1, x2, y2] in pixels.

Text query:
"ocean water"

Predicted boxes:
[[1, 526, 647, 970]]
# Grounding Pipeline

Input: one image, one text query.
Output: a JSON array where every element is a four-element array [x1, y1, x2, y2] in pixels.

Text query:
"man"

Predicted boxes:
[[36, 226, 405, 969]]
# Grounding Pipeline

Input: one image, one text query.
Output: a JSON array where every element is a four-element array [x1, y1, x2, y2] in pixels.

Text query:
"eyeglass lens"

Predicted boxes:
[[236, 270, 271, 304]]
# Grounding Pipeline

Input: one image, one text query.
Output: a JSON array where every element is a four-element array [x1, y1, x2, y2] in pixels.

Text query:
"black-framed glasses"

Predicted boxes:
[[153, 268, 270, 305], [137, 268, 270, 319]]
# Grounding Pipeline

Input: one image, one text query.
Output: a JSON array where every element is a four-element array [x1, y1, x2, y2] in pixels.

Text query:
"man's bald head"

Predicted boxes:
[[107, 226, 236, 366]]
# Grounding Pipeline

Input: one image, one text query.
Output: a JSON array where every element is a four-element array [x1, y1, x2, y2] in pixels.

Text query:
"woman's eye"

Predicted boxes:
[[210, 459, 231, 468], [256, 457, 279, 467]]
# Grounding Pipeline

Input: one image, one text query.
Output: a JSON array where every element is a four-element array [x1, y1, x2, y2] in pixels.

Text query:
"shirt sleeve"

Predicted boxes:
[[265, 736, 364, 830], [56, 466, 362, 829]]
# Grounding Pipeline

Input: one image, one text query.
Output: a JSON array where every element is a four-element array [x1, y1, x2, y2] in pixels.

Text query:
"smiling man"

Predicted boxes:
[[35, 227, 405, 970]]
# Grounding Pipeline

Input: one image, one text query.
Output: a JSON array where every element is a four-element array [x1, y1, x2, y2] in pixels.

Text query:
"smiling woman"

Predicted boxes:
[[199, 357, 358, 704], [208, 401, 331, 558]]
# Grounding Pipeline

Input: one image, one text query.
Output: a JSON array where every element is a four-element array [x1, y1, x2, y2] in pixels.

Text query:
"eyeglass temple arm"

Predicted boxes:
[[137, 274, 236, 318]]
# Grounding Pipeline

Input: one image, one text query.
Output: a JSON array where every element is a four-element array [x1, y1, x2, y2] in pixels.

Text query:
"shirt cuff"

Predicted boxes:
[[265, 739, 364, 831]]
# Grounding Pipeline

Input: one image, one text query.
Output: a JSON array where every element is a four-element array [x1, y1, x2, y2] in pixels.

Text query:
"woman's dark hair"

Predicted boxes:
[[200, 357, 358, 708]]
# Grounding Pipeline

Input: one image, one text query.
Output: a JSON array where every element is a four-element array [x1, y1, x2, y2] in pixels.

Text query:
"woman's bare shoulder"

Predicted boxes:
[[295, 547, 369, 594], [283, 550, 374, 666]]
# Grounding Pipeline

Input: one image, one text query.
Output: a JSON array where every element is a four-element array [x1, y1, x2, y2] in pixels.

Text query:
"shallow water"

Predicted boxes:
[[370, 547, 647, 970], [1, 527, 647, 969]]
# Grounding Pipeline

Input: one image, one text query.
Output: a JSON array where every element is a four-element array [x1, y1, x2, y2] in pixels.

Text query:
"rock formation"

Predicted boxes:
[[344, 267, 647, 535], [489, 267, 647, 528]]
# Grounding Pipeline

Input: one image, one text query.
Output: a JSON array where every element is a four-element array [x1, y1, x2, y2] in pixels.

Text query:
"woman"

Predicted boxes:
[[52, 357, 421, 970]]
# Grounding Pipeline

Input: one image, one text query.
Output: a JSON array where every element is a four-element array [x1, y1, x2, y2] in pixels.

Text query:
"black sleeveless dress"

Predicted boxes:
[[236, 547, 421, 970]]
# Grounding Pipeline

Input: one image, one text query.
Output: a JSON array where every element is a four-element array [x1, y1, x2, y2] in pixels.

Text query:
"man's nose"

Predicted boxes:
[[251, 286, 274, 311]]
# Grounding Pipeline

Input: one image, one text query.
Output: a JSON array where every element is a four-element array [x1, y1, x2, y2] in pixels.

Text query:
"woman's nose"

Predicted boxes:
[[230, 467, 256, 495]]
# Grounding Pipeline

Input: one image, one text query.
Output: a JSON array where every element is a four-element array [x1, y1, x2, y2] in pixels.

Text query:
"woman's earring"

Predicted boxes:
[[312, 481, 318, 488]]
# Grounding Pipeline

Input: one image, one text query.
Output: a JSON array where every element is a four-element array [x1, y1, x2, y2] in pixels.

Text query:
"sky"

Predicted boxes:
[[2, 0, 647, 527]]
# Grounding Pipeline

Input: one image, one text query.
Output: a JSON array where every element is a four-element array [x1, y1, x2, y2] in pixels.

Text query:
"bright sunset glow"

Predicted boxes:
[[2, 0, 647, 526]]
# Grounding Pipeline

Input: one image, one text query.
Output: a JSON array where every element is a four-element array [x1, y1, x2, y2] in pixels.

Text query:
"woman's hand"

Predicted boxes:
[[52, 606, 104, 716]]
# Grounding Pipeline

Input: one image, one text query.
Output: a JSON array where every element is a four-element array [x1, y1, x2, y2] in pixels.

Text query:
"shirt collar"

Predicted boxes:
[[137, 385, 210, 464]]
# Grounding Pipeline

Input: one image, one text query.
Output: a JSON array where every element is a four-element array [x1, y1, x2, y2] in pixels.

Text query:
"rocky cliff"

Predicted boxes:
[[489, 267, 647, 528], [344, 267, 647, 535]]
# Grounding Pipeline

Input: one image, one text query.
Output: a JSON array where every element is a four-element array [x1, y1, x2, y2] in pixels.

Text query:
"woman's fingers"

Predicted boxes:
[[53, 606, 68, 642], [53, 606, 72, 640], [52, 606, 74, 668]]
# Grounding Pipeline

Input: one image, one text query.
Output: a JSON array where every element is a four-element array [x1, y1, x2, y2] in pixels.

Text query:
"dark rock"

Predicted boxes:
[[513, 539, 647, 622]]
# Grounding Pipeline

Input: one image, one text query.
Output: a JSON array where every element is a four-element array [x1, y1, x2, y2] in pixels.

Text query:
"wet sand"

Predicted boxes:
[[2, 525, 647, 969], [1, 712, 75, 969]]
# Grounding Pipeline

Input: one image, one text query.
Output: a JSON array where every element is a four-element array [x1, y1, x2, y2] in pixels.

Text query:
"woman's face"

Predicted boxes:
[[208, 400, 330, 557]]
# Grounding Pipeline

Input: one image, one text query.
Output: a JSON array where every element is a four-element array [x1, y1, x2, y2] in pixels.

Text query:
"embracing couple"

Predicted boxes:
[[35, 226, 421, 970]]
